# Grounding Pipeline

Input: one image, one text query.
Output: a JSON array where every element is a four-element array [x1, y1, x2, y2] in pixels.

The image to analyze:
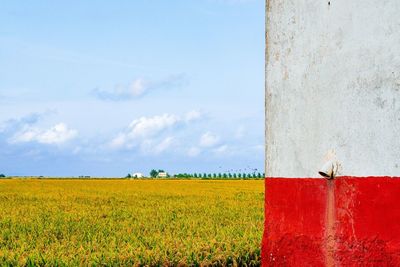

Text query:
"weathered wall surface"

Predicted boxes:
[[265, 0, 400, 177], [262, 177, 400, 266]]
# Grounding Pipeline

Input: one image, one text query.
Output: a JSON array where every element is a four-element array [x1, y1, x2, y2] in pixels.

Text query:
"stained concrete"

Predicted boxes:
[[265, 0, 400, 177]]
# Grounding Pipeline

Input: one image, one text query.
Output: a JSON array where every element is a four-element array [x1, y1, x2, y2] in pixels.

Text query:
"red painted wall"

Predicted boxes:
[[262, 177, 400, 266]]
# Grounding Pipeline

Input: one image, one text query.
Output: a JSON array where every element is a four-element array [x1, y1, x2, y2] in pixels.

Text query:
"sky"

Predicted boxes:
[[0, 0, 264, 177]]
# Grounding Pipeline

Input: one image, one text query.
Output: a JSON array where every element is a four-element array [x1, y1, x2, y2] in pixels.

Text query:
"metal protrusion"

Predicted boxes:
[[318, 150, 341, 179], [319, 160, 338, 179]]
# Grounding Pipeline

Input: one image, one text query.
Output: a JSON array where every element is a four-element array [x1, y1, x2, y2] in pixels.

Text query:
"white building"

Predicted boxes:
[[132, 172, 144, 178], [157, 172, 168, 178]]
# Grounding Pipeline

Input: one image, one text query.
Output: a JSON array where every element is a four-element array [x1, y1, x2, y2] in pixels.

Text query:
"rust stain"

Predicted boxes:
[[266, 0, 272, 13], [325, 180, 336, 267]]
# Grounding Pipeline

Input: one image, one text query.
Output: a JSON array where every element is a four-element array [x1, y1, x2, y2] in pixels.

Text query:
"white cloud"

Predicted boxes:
[[199, 132, 220, 147], [110, 111, 201, 151], [110, 133, 128, 149], [0, 112, 50, 134], [129, 114, 180, 138], [129, 79, 146, 96], [156, 136, 174, 153], [185, 110, 202, 122], [93, 78, 147, 100], [135, 137, 175, 155], [110, 114, 179, 149], [9, 123, 77, 145]]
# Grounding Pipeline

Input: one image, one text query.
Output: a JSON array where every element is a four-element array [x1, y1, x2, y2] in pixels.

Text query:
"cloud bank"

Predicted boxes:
[[9, 123, 78, 145], [110, 111, 202, 151]]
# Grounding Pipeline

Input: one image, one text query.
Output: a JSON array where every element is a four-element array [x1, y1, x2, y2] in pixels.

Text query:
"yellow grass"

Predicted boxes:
[[0, 179, 264, 266]]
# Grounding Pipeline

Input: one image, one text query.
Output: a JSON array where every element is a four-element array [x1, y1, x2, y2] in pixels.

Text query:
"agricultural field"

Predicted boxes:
[[0, 179, 264, 266]]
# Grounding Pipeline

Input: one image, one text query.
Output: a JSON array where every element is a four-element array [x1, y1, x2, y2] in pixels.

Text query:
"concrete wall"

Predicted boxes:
[[262, 177, 400, 266], [265, 0, 400, 177]]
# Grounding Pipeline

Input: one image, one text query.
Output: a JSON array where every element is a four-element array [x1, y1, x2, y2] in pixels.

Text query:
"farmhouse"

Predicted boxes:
[[157, 172, 167, 178], [132, 172, 144, 178]]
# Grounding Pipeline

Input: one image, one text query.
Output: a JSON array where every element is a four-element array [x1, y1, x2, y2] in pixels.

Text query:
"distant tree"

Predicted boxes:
[[233, 173, 237, 179], [213, 173, 217, 178], [218, 173, 222, 178], [223, 173, 227, 178], [228, 173, 232, 178], [125, 173, 132, 178], [257, 172, 262, 178], [203, 173, 207, 179], [150, 169, 158, 178], [208, 174, 212, 178], [238, 173, 242, 178], [242, 173, 246, 179], [0, 174, 5, 178], [194, 173, 198, 178]]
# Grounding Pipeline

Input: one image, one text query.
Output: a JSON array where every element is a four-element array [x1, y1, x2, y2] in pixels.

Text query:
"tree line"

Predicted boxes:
[[173, 172, 264, 179], [128, 170, 264, 179]]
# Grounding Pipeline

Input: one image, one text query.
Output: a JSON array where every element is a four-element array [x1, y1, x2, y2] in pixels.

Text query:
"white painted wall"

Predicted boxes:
[[265, 0, 400, 177]]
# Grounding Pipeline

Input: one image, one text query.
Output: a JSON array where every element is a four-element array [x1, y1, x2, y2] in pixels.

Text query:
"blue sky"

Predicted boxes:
[[0, 0, 264, 177]]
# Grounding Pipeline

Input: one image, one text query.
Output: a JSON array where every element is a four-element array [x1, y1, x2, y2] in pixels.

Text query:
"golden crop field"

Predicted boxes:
[[0, 179, 264, 266]]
